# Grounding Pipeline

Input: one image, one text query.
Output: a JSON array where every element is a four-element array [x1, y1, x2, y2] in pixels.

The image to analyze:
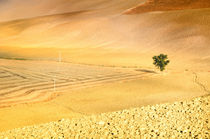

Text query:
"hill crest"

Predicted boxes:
[[124, 0, 210, 14]]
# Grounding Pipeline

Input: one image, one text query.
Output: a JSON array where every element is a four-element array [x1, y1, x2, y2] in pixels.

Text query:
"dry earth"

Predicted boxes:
[[0, 95, 209, 138], [0, 0, 209, 70], [0, 58, 209, 132], [0, 0, 209, 137], [0, 59, 149, 108]]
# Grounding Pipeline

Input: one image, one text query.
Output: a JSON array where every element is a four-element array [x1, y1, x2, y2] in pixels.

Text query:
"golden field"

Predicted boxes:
[[0, 0, 209, 137]]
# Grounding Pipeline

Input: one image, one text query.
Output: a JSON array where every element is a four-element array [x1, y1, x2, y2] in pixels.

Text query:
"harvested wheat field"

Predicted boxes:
[[0, 59, 149, 108], [0, 58, 209, 134], [0, 0, 210, 138]]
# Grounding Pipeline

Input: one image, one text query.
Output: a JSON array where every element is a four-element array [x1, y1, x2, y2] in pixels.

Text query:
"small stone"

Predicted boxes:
[[98, 121, 105, 125]]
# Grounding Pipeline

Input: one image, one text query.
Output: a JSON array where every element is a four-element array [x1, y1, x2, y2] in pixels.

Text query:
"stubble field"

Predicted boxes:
[[0, 59, 152, 108]]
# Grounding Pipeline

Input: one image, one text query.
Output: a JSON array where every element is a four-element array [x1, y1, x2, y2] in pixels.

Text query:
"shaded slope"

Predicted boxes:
[[124, 0, 210, 14], [0, 0, 143, 22]]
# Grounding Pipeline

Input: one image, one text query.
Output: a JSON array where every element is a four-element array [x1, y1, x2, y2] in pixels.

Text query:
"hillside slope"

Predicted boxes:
[[0, 0, 209, 70], [0, 0, 143, 22]]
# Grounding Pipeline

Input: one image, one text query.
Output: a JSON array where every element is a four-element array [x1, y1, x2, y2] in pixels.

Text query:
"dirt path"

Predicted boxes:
[[193, 72, 210, 95]]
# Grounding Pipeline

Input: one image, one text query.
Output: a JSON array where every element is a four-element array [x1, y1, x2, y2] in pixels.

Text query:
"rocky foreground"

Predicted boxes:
[[0, 95, 209, 139]]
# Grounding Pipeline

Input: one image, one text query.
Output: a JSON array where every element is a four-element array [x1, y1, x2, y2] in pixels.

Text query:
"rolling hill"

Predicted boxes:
[[0, 0, 209, 70], [0, 0, 210, 133]]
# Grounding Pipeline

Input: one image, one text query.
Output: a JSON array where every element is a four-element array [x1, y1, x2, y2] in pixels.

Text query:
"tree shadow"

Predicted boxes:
[[135, 69, 157, 74]]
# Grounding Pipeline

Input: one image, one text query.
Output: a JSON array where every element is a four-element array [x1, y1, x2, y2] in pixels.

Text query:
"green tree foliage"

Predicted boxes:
[[153, 54, 170, 71]]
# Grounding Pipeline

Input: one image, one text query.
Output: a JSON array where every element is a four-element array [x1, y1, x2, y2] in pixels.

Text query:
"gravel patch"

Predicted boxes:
[[0, 95, 209, 139]]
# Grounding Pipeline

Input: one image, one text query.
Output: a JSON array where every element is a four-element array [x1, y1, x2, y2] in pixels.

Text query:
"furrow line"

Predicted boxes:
[[0, 73, 147, 101]]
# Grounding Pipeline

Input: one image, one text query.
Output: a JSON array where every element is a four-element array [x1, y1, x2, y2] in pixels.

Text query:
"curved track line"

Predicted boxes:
[[193, 72, 210, 94], [0, 73, 141, 97], [0, 74, 152, 107], [0, 73, 146, 101], [0, 60, 154, 108]]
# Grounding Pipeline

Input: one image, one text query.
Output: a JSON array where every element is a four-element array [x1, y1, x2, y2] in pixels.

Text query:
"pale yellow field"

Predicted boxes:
[[0, 59, 149, 108], [0, 59, 209, 131]]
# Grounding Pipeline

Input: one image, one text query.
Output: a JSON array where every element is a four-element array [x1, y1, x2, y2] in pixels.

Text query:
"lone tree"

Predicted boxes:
[[153, 54, 170, 71]]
